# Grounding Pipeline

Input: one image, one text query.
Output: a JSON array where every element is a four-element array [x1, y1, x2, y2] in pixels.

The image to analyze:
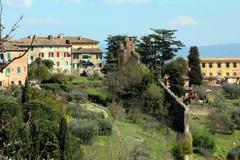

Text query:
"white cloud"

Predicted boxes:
[[49, 0, 150, 4], [168, 16, 198, 27], [6, 0, 32, 8], [24, 17, 59, 25], [49, 0, 82, 4], [103, 0, 150, 4]]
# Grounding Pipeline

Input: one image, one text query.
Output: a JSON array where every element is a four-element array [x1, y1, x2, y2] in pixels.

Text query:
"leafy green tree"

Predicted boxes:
[[209, 112, 235, 135], [188, 46, 203, 86], [0, 96, 29, 159], [42, 59, 55, 70], [28, 59, 50, 83], [143, 83, 167, 122], [138, 29, 184, 74], [164, 57, 188, 97], [102, 35, 127, 73]]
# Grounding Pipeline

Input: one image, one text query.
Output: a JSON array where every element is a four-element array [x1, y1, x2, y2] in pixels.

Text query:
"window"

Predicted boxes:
[[226, 72, 230, 76], [73, 54, 79, 59], [202, 73, 206, 76], [209, 73, 213, 76], [202, 63, 205, 68], [18, 81, 22, 86], [39, 52, 44, 58], [30, 56, 34, 60], [218, 63, 221, 68], [57, 52, 60, 57], [31, 47, 34, 51], [57, 61, 60, 66], [11, 81, 14, 85], [0, 81, 2, 86], [233, 63, 237, 68], [226, 63, 230, 68], [0, 53, 3, 60], [218, 72, 221, 76], [64, 52, 70, 57], [17, 67, 21, 73], [99, 63, 102, 68], [82, 54, 92, 59], [5, 67, 10, 73], [209, 63, 213, 68], [48, 52, 54, 57], [233, 72, 237, 77]]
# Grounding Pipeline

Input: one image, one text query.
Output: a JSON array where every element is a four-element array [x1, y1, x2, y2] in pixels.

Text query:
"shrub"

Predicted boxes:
[[40, 83, 61, 92], [88, 93, 107, 106], [223, 84, 240, 99], [68, 119, 98, 145], [171, 140, 192, 160], [231, 107, 240, 130], [42, 73, 69, 84], [209, 112, 235, 135], [66, 104, 104, 120], [192, 130, 215, 152], [97, 119, 112, 136], [227, 145, 240, 160]]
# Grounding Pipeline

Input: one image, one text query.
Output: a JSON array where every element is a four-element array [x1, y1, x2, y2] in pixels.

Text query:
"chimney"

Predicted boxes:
[[28, 35, 33, 39], [78, 36, 83, 40], [58, 33, 64, 39], [48, 35, 53, 39], [66, 39, 71, 44]]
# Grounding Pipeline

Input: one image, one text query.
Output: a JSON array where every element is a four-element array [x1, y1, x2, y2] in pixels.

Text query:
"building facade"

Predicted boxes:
[[200, 58, 240, 85], [0, 44, 28, 89], [18, 35, 103, 75], [68, 36, 103, 74], [18, 35, 72, 74]]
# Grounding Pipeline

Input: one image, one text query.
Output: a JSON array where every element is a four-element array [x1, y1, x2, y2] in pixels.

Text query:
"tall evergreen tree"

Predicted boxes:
[[59, 117, 71, 160], [138, 29, 184, 75], [188, 46, 203, 86], [102, 35, 127, 73], [21, 78, 29, 103]]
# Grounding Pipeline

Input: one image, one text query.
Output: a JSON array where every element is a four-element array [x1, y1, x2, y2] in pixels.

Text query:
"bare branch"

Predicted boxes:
[[4, 15, 23, 40]]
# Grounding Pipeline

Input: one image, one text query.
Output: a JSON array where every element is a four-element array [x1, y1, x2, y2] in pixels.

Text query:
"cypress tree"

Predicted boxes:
[[59, 117, 71, 160], [21, 78, 29, 103], [188, 46, 203, 86]]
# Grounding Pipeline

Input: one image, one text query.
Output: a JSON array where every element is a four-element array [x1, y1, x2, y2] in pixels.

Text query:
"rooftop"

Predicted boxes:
[[17, 34, 99, 47]]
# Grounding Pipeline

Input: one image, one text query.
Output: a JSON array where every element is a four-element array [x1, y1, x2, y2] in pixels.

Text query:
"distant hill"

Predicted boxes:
[[100, 43, 240, 59], [177, 43, 240, 58]]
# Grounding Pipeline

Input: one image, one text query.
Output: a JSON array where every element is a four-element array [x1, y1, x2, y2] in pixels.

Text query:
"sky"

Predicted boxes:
[[2, 0, 240, 47]]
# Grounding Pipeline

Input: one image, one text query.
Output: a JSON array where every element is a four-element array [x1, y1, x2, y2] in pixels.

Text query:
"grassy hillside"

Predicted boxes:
[[83, 112, 177, 160]]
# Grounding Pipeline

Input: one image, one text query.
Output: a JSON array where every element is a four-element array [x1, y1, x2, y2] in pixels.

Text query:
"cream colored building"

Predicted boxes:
[[200, 58, 240, 85], [18, 35, 72, 74], [66, 36, 103, 74], [0, 44, 28, 89], [17, 35, 103, 75]]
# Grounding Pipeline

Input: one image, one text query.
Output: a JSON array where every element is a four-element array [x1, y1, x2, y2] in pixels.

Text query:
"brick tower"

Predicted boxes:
[[118, 37, 140, 66]]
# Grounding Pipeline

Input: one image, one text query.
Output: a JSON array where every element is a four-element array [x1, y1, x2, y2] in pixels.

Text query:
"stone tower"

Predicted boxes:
[[118, 37, 140, 66]]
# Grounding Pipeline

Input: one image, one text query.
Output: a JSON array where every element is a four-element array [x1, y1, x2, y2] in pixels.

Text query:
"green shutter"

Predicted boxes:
[[5, 67, 10, 73], [7, 53, 11, 59], [17, 67, 21, 73]]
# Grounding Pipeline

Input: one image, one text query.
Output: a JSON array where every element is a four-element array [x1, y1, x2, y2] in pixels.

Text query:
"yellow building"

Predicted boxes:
[[200, 58, 240, 85], [0, 44, 28, 89]]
